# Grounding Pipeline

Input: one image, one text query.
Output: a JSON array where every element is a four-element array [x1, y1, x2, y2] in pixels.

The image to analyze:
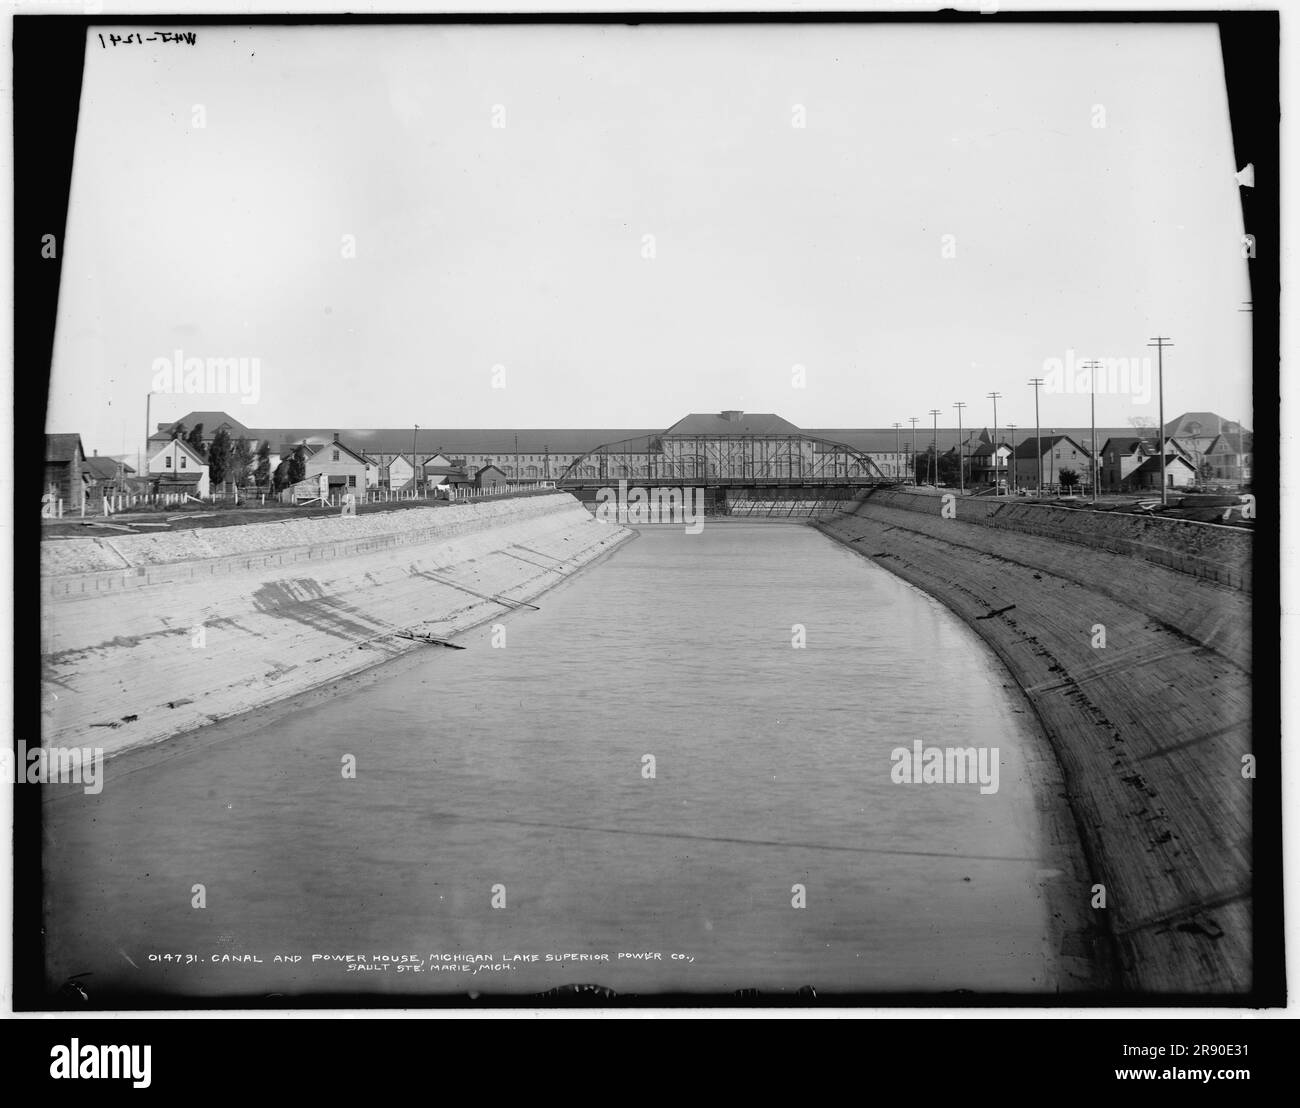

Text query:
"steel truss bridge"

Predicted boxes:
[[555, 432, 888, 489]]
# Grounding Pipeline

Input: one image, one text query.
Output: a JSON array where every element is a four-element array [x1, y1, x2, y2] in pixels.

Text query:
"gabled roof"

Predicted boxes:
[[151, 412, 254, 442], [1163, 412, 1249, 437], [1013, 435, 1091, 459], [1132, 454, 1196, 475], [1099, 436, 1193, 459], [309, 439, 369, 465], [663, 412, 802, 436], [1204, 431, 1254, 454], [45, 433, 86, 463], [1099, 437, 1152, 456], [152, 437, 208, 467], [83, 456, 136, 480]]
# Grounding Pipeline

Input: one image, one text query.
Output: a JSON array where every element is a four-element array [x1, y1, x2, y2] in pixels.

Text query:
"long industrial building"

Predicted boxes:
[[147, 408, 1186, 487]]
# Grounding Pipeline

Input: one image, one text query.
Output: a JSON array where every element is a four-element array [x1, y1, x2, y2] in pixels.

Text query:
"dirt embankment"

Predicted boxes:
[[816, 492, 1252, 995], [41, 494, 632, 760]]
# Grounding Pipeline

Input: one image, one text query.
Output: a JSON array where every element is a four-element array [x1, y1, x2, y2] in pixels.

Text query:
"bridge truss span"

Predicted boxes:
[[556, 431, 888, 487]]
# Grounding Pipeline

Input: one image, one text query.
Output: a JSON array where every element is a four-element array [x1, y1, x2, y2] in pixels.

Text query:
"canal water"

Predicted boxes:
[[43, 521, 1078, 1000]]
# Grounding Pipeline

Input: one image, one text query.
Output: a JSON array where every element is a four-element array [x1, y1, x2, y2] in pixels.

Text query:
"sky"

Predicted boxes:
[[47, 21, 1253, 457]]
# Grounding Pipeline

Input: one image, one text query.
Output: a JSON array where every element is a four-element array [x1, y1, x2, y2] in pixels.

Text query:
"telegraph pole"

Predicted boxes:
[[411, 424, 419, 490], [908, 417, 919, 485], [144, 391, 158, 478], [892, 422, 903, 480], [987, 391, 1002, 495], [1081, 359, 1101, 502], [1147, 336, 1174, 505], [953, 402, 966, 493], [928, 409, 942, 487], [1006, 424, 1018, 492], [1028, 378, 1045, 494]]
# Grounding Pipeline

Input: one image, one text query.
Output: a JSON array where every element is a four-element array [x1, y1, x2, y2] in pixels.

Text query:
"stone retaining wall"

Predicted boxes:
[[40, 494, 632, 760]]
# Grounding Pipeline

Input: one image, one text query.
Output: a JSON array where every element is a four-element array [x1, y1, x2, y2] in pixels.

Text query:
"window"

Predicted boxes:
[[347, 475, 356, 487], [165, 457, 173, 469], [180, 457, 187, 469], [332, 450, 340, 462]]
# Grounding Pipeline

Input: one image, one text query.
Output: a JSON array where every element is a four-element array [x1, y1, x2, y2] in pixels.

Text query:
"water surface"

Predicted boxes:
[[43, 521, 1072, 999]]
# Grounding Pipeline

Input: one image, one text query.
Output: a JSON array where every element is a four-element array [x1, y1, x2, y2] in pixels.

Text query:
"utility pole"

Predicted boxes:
[[411, 424, 419, 491], [928, 409, 942, 487], [1147, 336, 1173, 505], [1081, 359, 1101, 502], [953, 402, 966, 494], [908, 417, 919, 485], [144, 391, 158, 479], [987, 392, 1002, 495], [1006, 424, 1018, 493], [892, 422, 902, 480], [1028, 378, 1045, 495]]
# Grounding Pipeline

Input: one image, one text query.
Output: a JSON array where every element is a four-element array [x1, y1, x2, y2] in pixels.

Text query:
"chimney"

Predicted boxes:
[[721, 410, 744, 422], [333, 432, 339, 443], [93, 449, 98, 456]]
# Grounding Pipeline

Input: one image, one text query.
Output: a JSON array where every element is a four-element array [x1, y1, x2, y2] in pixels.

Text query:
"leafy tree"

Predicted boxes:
[[169, 421, 187, 441], [254, 442, 271, 487], [230, 436, 253, 486], [1058, 467, 1080, 491], [288, 445, 307, 484], [186, 423, 206, 459], [272, 458, 291, 491], [914, 447, 960, 485], [208, 428, 231, 486], [936, 451, 961, 485]]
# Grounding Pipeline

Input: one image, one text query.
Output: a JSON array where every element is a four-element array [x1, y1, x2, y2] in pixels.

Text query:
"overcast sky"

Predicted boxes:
[[47, 22, 1252, 455]]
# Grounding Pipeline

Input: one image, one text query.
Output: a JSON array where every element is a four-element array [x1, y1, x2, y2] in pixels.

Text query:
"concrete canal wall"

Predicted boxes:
[[816, 492, 1253, 994], [863, 489, 1252, 592], [41, 494, 632, 760]]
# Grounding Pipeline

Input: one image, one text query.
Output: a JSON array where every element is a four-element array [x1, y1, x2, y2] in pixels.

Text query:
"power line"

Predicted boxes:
[[1080, 359, 1102, 501], [1027, 379, 1045, 494], [953, 401, 966, 494], [928, 409, 942, 487], [1146, 336, 1174, 505], [987, 391, 1002, 495]]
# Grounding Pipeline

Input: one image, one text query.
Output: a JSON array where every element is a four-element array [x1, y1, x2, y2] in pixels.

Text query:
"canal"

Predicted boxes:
[[42, 520, 1084, 1000]]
